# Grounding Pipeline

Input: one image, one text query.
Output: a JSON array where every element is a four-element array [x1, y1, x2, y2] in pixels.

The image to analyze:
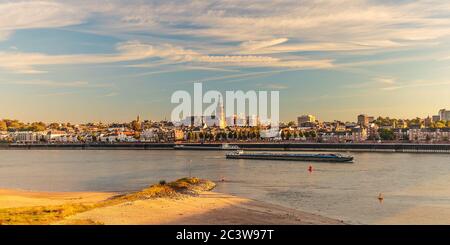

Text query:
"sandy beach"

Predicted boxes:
[[59, 191, 341, 225], [0, 179, 342, 225]]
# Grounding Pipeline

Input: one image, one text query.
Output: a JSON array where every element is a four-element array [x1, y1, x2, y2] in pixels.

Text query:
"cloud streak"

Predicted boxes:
[[0, 40, 333, 73], [0, 79, 112, 88], [0, 1, 88, 38]]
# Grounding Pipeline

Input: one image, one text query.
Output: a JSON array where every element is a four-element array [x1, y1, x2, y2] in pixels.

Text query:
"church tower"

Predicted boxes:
[[218, 96, 226, 129]]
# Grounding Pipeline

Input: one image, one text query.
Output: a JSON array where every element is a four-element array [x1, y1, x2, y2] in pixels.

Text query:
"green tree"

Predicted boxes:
[[48, 123, 60, 130], [134, 132, 141, 140], [7, 120, 22, 130], [29, 122, 46, 132], [0, 121, 7, 131], [435, 121, 446, 128], [287, 121, 296, 127], [228, 131, 234, 140], [286, 131, 292, 140], [378, 128, 394, 140], [131, 120, 142, 131]]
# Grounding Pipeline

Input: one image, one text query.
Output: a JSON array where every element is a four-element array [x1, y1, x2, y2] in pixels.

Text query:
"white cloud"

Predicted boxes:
[[0, 40, 333, 73], [0, 1, 88, 36], [374, 77, 396, 85], [1, 0, 449, 73], [240, 38, 289, 51], [0, 41, 158, 73]]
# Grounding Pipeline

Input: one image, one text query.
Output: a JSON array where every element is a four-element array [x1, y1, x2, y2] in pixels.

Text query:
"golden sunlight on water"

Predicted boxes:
[[377, 174, 450, 224]]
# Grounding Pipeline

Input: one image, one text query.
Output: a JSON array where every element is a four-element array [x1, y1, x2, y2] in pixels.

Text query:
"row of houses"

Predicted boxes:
[[2, 129, 181, 143], [6, 131, 74, 143], [2, 126, 450, 144], [408, 128, 450, 142], [318, 128, 450, 143]]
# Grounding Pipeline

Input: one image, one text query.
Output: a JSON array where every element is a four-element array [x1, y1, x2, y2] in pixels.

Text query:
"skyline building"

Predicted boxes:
[[438, 109, 450, 121]]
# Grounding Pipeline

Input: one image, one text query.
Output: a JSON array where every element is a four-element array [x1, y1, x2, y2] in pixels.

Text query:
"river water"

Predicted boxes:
[[0, 150, 449, 224]]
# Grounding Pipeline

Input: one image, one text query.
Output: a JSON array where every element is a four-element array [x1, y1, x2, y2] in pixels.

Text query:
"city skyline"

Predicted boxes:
[[1, 108, 449, 125], [1, 1, 450, 123]]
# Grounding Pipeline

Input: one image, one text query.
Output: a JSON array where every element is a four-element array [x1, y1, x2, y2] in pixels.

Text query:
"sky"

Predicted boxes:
[[0, 0, 449, 123]]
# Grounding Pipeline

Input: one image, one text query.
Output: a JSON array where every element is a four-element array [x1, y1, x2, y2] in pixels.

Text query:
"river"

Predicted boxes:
[[0, 150, 449, 224]]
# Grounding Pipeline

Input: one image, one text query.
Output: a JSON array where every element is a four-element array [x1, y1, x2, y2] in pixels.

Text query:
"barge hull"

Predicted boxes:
[[226, 155, 353, 162]]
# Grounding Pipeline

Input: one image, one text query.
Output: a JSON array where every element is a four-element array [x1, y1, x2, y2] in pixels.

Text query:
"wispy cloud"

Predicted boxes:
[[0, 41, 157, 73], [240, 38, 289, 51], [36, 91, 77, 97], [180, 68, 304, 84], [381, 80, 450, 91], [1, 0, 448, 74], [256, 83, 289, 90], [0, 1, 88, 38], [1, 80, 111, 88], [374, 77, 396, 85], [0, 40, 333, 74]]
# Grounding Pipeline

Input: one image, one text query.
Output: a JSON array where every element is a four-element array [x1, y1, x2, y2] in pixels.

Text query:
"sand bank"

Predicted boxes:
[[59, 191, 341, 225], [0, 178, 341, 225]]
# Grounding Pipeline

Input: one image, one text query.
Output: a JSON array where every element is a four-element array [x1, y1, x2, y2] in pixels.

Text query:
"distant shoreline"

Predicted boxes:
[[1, 142, 450, 153]]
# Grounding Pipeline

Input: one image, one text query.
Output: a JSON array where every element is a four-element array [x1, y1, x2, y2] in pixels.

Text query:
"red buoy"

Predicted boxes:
[[378, 193, 384, 203], [308, 165, 313, 172]]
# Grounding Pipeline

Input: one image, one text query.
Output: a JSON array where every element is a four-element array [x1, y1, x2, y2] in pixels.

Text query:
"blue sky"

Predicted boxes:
[[0, 0, 449, 123]]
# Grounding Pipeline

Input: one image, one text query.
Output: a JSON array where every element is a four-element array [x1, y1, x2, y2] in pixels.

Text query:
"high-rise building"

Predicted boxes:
[[357, 114, 369, 127], [438, 109, 450, 121], [297, 115, 316, 125], [226, 115, 237, 127], [432, 115, 441, 122], [247, 115, 259, 127], [218, 97, 226, 129]]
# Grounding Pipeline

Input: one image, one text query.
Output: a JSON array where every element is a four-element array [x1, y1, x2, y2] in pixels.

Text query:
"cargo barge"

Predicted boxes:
[[226, 151, 354, 162], [174, 144, 240, 150]]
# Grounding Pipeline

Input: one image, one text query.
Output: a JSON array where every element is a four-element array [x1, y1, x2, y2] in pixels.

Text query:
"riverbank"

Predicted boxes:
[[0, 178, 342, 225], [3, 142, 450, 153]]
